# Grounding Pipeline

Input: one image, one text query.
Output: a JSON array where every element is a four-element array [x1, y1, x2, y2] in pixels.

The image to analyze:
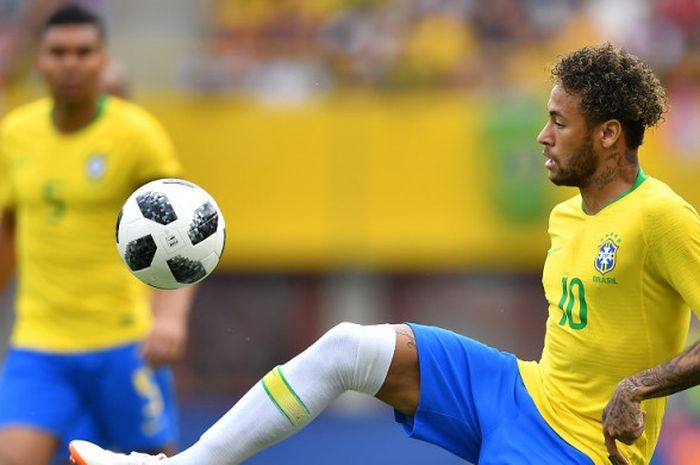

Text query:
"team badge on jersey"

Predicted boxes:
[[86, 154, 107, 180], [594, 234, 620, 274]]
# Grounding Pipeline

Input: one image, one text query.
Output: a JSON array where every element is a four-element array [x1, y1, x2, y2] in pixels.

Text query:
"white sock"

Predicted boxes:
[[166, 322, 396, 465]]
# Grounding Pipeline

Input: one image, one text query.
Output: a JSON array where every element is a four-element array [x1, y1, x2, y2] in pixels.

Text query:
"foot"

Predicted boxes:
[[69, 440, 167, 465]]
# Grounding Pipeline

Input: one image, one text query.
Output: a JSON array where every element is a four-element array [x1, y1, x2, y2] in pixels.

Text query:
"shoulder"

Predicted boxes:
[[0, 98, 51, 134], [638, 177, 699, 222], [549, 195, 582, 221], [104, 97, 169, 136], [636, 177, 700, 239]]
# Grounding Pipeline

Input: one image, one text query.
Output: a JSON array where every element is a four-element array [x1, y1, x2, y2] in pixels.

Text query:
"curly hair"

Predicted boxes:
[[551, 43, 667, 149]]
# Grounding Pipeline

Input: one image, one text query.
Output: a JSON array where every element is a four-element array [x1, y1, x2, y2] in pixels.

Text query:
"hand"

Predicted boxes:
[[141, 312, 188, 367], [602, 379, 646, 465]]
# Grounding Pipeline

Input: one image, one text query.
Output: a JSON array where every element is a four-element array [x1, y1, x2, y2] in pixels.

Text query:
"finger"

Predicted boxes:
[[608, 455, 628, 465], [605, 433, 629, 465], [148, 343, 178, 366], [604, 433, 622, 461], [141, 340, 161, 366], [141, 348, 155, 367], [140, 340, 151, 360]]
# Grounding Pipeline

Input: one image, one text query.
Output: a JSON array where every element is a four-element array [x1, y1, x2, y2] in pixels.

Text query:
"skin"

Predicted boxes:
[[375, 325, 420, 416], [0, 211, 14, 291], [602, 340, 700, 465], [35, 25, 106, 133], [537, 84, 638, 215], [0, 23, 188, 464], [0, 24, 107, 465], [375, 84, 660, 465], [36, 24, 194, 368]]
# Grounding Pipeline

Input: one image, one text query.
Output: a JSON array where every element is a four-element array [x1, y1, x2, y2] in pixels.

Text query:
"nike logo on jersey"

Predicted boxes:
[[547, 246, 561, 255]]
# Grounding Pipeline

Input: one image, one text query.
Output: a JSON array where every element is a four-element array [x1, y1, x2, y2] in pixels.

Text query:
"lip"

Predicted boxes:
[[543, 152, 556, 170], [60, 81, 83, 92]]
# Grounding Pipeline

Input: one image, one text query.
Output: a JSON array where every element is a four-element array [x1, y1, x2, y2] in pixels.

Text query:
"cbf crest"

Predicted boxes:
[[594, 233, 621, 275], [86, 153, 106, 180]]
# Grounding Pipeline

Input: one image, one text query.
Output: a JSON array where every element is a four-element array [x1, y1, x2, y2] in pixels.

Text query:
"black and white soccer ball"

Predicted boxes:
[[116, 178, 226, 289]]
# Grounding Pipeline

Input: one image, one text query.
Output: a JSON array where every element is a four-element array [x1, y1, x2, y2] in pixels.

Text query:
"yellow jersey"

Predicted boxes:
[[518, 170, 700, 465], [0, 96, 181, 352]]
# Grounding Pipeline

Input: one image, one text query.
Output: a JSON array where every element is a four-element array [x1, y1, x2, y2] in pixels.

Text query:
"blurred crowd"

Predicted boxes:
[[3, 0, 700, 100], [169, 0, 700, 98]]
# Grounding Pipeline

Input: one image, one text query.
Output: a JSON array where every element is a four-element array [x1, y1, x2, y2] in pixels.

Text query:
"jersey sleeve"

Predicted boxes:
[[647, 200, 700, 314], [132, 111, 183, 186]]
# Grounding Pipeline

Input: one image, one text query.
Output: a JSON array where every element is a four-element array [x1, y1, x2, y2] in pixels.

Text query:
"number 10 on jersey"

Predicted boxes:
[[558, 276, 588, 330]]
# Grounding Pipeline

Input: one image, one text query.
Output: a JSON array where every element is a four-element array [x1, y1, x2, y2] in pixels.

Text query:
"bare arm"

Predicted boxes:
[[141, 285, 198, 367], [602, 340, 700, 464], [0, 209, 15, 292]]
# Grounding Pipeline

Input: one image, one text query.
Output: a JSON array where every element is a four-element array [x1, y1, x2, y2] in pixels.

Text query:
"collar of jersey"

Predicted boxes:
[[581, 167, 648, 214], [50, 94, 108, 134]]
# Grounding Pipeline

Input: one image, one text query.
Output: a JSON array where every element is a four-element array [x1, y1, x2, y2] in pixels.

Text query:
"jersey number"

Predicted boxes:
[[558, 276, 588, 330], [132, 367, 164, 420], [42, 181, 65, 222]]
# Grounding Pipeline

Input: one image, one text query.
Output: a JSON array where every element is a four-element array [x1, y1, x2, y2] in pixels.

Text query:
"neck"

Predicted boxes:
[[580, 150, 639, 215], [52, 94, 102, 133]]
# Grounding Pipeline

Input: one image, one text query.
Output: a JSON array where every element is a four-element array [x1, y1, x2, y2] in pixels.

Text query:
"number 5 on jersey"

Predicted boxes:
[[42, 180, 66, 222]]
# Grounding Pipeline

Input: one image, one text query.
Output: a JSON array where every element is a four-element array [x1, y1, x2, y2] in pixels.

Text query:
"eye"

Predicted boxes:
[[554, 121, 565, 129], [49, 47, 66, 58], [76, 46, 94, 57]]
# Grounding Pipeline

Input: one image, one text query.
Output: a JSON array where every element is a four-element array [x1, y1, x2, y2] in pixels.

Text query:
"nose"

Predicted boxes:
[[537, 122, 552, 146], [56, 50, 81, 72]]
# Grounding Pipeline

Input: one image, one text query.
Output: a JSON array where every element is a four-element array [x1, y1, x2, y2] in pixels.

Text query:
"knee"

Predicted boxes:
[[320, 322, 364, 349], [315, 322, 396, 394]]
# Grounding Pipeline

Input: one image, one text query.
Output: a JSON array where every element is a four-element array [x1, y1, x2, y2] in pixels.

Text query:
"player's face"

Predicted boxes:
[[537, 85, 598, 187], [36, 25, 106, 105]]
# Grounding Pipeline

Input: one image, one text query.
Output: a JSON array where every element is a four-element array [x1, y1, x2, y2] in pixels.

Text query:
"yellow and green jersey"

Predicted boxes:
[[0, 96, 181, 352], [518, 170, 700, 465]]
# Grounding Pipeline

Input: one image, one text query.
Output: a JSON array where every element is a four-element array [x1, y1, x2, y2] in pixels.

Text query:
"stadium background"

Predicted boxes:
[[2, 0, 700, 463]]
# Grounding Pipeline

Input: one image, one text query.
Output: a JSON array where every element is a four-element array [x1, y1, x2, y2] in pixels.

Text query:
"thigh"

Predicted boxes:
[[0, 428, 58, 465], [87, 344, 178, 451], [0, 349, 81, 465], [375, 324, 420, 416], [479, 377, 594, 465], [390, 325, 594, 465], [392, 324, 519, 464]]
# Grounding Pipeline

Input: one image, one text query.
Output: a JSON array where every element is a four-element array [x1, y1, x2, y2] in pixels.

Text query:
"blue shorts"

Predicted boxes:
[[0, 343, 178, 462], [395, 324, 593, 465]]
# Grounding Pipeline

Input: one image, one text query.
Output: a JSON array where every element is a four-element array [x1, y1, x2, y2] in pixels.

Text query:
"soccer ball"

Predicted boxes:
[[116, 178, 226, 289]]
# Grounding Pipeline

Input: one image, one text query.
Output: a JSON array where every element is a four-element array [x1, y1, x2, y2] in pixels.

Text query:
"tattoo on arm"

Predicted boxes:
[[395, 327, 416, 351], [629, 340, 700, 400]]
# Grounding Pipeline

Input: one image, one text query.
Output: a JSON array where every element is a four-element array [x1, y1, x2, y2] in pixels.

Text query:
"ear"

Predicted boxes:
[[599, 119, 622, 149]]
